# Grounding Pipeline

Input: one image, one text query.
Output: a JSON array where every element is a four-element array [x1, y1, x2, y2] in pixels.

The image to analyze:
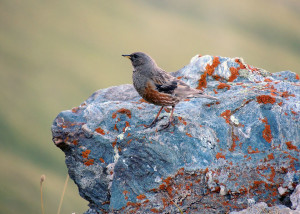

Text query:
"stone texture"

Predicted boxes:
[[230, 202, 300, 214], [291, 184, 300, 211], [51, 55, 300, 213]]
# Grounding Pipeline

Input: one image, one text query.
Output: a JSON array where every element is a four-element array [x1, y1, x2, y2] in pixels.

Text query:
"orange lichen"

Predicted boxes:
[[228, 67, 239, 82], [73, 140, 78, 145], [286, 141, 299, 152], [291, 110, 298, 115], [267, 153, 274, 160], [213, 89, 218, 94], [112, 108, 132, 119], [251, 180, 266, 190], [281, 91, 295, 98], [162, 198, 168, 209], [127, 139, 133, 145], [216, 152, 225, 159], [296, 74, 300, 80], [197, 57, 220, 89], [114, 124, 119, 131], [159, 183, 166, 190], [121, 121, 130, 132], [112, 139, 117, 148], [120, 108, 132, 118], [95, 127, 105, 135], [136, 194, 146, 200], [72, 107, 80, 113], [264, 78, 273, 82], [213, 74, 221, 81], [212, 56, 221, 66], [269, 167, 276, 182], [235, 58, 246, 69], [186, 132, 192, 137], [206, 56, 220, 76], [150, 208, 160, 213], [256, 95, 276, 104], [278, 102, 283, 106], [84, 159, 94, 166], [178, 117, 187, 125], [247, 146, 260, 154], [163, 177, 172, 186], [82, 149, 94, 166], [166, 186, 173, 196], [99, 158, 105, 163], [229, 135, 239, 152], [220, 110, 231, 124], [217, 82, 231, 90], [126, 201, 141, 208], [123, 190, 130, 200], [82, 150, 91, 159], [197, 72, 207, 90], [261, 118, 273, 143]]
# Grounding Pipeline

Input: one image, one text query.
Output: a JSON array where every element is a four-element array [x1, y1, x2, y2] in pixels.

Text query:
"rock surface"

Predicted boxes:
[[291, 184, 300, 211], [230, 202, 300, 214], [51, 55, 300, 213]]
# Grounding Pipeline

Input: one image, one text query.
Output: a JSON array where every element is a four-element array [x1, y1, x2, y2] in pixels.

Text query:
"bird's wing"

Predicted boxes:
[[151, 69, 179, 95], [151, 68, 204, 96], [155, 80, 178, 94]]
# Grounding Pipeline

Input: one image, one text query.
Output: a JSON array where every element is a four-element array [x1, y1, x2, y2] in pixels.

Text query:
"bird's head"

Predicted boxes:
[[122, 52, 156, 69]]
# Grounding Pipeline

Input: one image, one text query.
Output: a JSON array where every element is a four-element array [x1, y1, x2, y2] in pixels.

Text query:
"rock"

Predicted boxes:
[[291, 184, 300, 210], [51, 55, 300, 213], [229, 202, 300, 214]]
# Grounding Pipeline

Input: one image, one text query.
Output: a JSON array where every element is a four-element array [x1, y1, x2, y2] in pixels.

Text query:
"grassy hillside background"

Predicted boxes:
[[0, 0, 299, 213]]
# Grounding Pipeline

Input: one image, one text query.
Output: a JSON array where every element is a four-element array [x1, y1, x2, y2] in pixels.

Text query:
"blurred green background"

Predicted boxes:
[[0, 0, 299, 213]]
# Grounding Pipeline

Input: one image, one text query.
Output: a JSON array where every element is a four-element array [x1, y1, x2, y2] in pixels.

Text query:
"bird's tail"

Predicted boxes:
[[191, 93, 219, 100]]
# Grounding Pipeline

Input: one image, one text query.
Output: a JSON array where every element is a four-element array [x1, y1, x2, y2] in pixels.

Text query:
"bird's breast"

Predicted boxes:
[[132, 72, 147, 96]]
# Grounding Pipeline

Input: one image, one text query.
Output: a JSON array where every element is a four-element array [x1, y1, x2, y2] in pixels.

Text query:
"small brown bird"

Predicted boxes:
[[122, 52, 218, 130]]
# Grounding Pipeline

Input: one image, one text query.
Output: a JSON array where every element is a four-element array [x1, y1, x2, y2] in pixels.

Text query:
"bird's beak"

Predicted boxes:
[[122, 54, 131, 59]]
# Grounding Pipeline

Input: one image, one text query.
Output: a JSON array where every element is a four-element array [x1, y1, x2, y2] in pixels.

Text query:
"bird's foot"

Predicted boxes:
[[144, 116, 167, 129], [158, 122, 171, 131], [157, 119, 174, 131]]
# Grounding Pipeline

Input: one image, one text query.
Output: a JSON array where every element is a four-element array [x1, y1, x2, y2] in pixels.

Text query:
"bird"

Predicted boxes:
[[122, 52, 218, 130]]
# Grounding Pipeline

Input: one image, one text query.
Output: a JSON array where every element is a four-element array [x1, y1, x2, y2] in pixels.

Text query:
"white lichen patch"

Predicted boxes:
[[117, 132, 124, 140], [106, 162, 115, 189], [155, 176, 162, 183], [82, 124, 93, 137], [230, 115, 239, 125], [113, 146, 120, 163], [278, 186, 288, 195], [220, 185, 227, 196]]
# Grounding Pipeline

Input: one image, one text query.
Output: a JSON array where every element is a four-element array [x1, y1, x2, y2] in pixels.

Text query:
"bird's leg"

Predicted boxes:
[[159, 106, 175, 131], [145, 106, 164, 128]]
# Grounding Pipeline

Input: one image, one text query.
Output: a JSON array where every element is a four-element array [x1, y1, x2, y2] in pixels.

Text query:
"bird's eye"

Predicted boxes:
[[133, 54, 138, 58]]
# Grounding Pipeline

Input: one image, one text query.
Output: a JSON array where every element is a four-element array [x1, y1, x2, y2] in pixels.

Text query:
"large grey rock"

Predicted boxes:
[[51, 55, 300, 213]]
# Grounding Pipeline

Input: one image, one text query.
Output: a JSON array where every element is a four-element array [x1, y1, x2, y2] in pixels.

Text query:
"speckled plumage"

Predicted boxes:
[[122, 52, 217, 129]]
